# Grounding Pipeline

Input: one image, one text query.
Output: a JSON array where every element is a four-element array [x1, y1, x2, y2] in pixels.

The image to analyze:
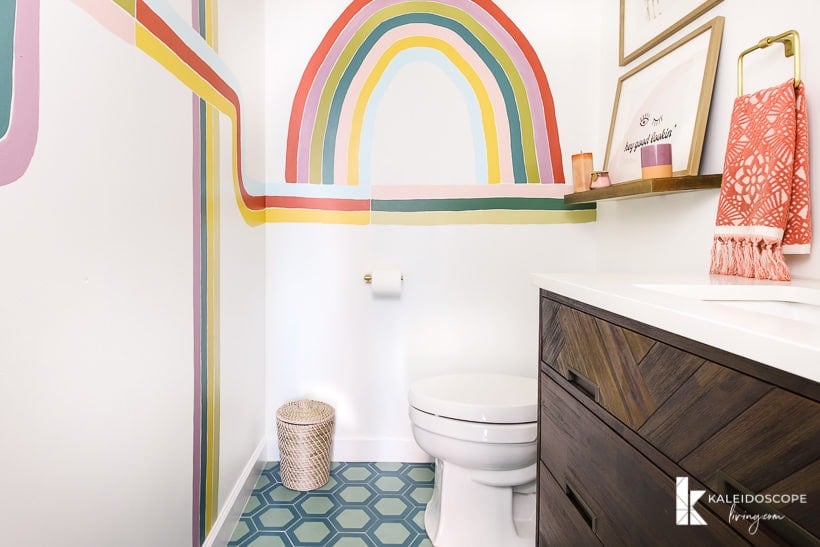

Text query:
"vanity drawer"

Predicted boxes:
[[630, 354, 820, 543], [680, 386, 820, 543], [538, 462, 601, 547], [540, 297, 704, 430], [539, 372, 746, 546]]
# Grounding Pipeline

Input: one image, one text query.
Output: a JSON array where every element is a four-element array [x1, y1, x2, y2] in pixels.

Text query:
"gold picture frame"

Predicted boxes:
[[604, 17, 724, 184], [620, 0, 723, 66]]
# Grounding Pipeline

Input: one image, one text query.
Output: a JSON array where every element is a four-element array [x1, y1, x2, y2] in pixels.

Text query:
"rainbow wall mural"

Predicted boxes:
[[0, 0, 39, 187], [70, 0, 595, 227], [284, 0, 597, 225], [288, 0, 563, 186]]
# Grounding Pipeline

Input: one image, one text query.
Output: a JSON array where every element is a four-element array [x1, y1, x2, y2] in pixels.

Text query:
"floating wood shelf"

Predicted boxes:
[[563, 174, 722, 204]]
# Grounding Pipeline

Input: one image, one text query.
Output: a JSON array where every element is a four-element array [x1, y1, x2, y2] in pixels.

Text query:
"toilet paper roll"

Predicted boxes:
[[370, 269, 402, 297]]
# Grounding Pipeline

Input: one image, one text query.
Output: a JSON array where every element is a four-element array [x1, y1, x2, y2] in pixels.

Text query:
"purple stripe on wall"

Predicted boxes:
[[191, 95, 203, 547], [191, 3, 204, 546]]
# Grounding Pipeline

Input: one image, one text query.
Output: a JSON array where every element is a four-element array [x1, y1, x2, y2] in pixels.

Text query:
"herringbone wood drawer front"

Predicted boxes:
[[540, 297, 704, 429]]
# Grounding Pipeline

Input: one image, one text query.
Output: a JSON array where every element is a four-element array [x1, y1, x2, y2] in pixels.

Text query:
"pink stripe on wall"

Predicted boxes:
[[371, 182, 571, 199], [190, 95, 203, 547], [190, 4, 203, 546], [71, 0, 136, 44], [0, 0, 39, 186]]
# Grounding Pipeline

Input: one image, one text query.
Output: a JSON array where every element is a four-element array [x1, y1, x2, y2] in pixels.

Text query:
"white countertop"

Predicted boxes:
[[531, 272, 820, 383]]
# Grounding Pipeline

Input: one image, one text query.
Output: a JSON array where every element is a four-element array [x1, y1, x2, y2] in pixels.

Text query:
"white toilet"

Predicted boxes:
[[408, 373, 538, 547]]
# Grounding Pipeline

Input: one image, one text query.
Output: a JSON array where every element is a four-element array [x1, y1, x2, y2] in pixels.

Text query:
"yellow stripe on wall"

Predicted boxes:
[[203, 103, 220, 532], [134, 24, 266, 226], [264, 208, 372, 225], [205, 0, 221, 533]]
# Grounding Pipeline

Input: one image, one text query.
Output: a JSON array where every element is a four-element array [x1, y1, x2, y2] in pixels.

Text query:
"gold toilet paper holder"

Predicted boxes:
[[363, 273, 404, 284]]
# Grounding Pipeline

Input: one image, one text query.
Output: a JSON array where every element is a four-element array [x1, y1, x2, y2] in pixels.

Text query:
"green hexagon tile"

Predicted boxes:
[[228, 462, 435, 546]]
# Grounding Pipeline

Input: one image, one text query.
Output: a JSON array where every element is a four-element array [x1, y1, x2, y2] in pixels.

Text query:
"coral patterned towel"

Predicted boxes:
[[711, 79, 812, 281]]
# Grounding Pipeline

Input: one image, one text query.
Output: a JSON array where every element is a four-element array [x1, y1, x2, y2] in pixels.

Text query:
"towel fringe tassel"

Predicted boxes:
[[709, 236, 791, 281]]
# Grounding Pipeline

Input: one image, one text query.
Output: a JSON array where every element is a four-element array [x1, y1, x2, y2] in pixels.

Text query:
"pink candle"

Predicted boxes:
[[571, 152, 593, 192]]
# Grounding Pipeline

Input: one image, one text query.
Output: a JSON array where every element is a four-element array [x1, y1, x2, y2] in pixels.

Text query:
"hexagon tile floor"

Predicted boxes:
[[228, 462, 435, 546]]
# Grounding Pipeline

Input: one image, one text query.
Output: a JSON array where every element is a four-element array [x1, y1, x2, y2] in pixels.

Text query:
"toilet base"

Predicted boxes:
[[424, 458, 535, 547]]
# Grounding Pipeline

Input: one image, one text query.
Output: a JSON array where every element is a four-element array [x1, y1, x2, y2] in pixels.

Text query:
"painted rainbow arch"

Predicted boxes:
[[286, 0, 565, 186]]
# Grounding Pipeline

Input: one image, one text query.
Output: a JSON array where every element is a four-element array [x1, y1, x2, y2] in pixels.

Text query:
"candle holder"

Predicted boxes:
[[590, 171, 611, 188]]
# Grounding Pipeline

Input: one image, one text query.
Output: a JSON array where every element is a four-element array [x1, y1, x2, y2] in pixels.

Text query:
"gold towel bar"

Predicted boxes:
[[737, 29, 801, 96]]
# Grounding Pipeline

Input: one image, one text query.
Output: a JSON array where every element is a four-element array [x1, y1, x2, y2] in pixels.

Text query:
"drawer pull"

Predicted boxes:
[[721, 473, 815, 544], [566, 368, 600, 402], [565, 481, 598, 533]]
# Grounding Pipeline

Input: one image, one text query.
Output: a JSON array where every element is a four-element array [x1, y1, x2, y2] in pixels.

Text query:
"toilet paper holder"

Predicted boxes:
[[363, 273, 404, 283]]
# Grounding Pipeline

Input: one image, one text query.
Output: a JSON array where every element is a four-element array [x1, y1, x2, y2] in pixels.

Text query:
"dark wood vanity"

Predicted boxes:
[[537, 289, 820, 546]]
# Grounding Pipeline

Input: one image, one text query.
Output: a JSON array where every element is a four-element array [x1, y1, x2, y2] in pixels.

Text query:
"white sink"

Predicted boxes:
[[635, 283, 820, 326]]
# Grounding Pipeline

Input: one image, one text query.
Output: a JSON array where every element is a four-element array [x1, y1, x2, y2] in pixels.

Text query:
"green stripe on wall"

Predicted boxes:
[[371, 209, 597, 225], [0, 0, 16, 138], [113, 0, 136, 16], [371, 197, 595, 213]]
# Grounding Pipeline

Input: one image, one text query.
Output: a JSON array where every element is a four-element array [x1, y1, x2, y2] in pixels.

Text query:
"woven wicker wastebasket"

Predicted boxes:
[[276, 399, 335, 491]]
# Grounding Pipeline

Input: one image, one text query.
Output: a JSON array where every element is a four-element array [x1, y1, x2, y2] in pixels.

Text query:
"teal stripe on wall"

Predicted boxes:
[[372, 197, 596, 212], [0, 0, 16, 138]]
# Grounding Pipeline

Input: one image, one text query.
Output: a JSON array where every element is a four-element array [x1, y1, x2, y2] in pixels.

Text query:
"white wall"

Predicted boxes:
[[0, 2, 194, 545], [266, 223, 596, 461], [264, 0, 600, 461], [593, 0, 820, 279], [0, 1, 267, 545], [214, 0, 268, 538]]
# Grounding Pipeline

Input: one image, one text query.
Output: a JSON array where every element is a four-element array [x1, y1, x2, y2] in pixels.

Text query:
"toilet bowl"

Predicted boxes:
[[408, 373, 538, 547]]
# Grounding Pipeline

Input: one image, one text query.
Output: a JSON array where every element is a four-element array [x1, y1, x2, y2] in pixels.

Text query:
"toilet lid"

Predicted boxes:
[[408, 373, 537, 424]]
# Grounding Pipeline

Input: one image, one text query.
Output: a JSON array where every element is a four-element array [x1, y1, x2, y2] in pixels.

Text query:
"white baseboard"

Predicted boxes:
[[267, 437, 432, 463], [204, 438, 267, 547]]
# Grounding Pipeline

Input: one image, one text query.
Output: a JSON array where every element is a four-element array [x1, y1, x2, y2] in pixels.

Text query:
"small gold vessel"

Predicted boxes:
[[590, 171, 611, 188]]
